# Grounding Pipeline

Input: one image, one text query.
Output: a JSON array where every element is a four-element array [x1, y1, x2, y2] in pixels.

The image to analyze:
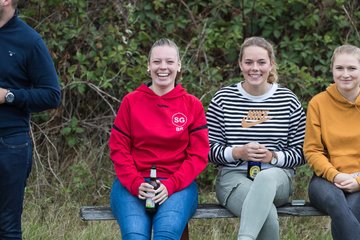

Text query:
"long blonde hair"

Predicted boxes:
[[238, 37, 278, 83]]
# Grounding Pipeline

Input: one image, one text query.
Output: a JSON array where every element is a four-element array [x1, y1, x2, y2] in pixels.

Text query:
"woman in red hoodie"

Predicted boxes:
[[109, 38, 209, 239]]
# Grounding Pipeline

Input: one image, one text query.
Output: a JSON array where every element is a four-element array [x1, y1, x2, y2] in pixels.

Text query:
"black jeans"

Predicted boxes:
[[308, 175, 360, 240], [0, 133, 32, 240]]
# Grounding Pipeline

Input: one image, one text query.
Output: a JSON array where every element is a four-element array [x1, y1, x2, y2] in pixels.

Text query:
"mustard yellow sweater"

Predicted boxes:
[[304, 84, 360, 184]]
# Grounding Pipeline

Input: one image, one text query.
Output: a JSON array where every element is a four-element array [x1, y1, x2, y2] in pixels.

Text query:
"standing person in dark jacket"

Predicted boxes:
[[0, 0, 61, 239]]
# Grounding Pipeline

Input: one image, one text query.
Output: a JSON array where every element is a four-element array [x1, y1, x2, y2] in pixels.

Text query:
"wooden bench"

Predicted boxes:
[[80, 201, 325, 239]]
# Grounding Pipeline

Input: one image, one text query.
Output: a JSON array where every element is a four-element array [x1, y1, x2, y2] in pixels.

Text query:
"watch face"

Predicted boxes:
[[5, 92, 15, 103]]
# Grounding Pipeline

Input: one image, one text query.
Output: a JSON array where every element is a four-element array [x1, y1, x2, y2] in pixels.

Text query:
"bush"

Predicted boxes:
[[19, 0, 360, 198]]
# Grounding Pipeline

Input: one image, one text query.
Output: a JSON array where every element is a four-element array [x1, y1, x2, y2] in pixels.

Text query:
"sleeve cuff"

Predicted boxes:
[[327, 169, 340, 183], [130, 178, 144, 196], [275, 151, 285, 166], [225, 146, 239, 163]]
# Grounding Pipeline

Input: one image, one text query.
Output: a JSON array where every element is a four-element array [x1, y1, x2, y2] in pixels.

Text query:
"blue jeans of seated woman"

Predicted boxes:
[[0, 133, 32, 240], [309, 175, 360, 240], [110, 178, 198, 240]]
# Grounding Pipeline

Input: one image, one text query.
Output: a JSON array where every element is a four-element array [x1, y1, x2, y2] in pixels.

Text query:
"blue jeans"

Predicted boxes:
[[0, 133, 32, 240], [309, 175, 360, 240], [110, 178, 198, 240]]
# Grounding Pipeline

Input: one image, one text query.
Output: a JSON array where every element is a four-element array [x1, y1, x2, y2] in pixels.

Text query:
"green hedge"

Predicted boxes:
[[20, 0, 360, 193]]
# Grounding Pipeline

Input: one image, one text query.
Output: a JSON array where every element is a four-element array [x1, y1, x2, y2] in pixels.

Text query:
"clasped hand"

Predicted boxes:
[[138, 181, 168, 205], [334, 173, 360, 192], [234, 142, 272, 163]]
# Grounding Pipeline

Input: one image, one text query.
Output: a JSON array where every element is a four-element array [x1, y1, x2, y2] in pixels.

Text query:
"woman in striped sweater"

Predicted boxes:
[[206, 37, 306, 240]]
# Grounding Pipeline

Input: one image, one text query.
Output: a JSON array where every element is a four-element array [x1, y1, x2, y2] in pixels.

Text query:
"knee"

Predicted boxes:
[[309, 188, 345, 215], [122, 232, 149, 240], [153, 222, 184, 239], [254, 170, 277, 188], [119, 218, 151, 240], [308, 179, 338, 207], [153, 210, 187, 239], [154, 227, 183, 240], [256, 170, 273, 181]]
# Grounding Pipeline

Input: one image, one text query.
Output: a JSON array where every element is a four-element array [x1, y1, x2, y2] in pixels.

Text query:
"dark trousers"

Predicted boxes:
[[308, 175, 360, 240], [0, 133, 32, 240]]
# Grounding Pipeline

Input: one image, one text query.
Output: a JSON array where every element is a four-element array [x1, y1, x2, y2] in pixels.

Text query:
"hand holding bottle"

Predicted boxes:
[[138, 181, 169, 203], [138, 182, 156, 200], [152, 181, 168, 205]]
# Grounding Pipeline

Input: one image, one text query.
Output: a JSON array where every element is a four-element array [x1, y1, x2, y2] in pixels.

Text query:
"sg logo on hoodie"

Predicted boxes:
[[172, 112, 187, 132]]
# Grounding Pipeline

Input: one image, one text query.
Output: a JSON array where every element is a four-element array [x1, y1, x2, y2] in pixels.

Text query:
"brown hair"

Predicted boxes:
[[238, 36, 278, 83], [331, 44, 360, 70]]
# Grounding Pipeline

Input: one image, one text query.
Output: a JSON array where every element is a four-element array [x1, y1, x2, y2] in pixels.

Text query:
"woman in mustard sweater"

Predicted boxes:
[[304, 44, 360, 240]]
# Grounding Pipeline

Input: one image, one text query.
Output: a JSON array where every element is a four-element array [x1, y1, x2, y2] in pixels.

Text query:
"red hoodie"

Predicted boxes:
[[109, 83, 209, 196]]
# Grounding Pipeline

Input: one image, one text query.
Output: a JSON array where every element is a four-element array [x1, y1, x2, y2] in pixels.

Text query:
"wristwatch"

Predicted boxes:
[[270, 151, 278, 165], [5, 90, 15, 103]]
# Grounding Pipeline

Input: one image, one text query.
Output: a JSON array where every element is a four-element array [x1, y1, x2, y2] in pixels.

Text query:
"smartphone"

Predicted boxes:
[[291, 199, 306, 206]]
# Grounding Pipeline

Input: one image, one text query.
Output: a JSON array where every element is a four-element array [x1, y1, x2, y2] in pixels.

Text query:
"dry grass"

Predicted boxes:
[[21, 188, 332, 240], [21, 150, 331, 240], [188, 217, 332, 240]]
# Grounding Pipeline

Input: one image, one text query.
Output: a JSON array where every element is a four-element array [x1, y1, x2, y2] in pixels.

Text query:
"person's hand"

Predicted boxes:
[[138, 182, 156, 200], [334, 173, 360, 192], [351, 172, 360, 178], [233, 142, 271, 163], [153, 181, 168, 205], [0, 88, 7, 104], [138, 181, 168, 205], [335, 178, 360, 192], [333, 173, 353, 184], [258, 144, 273, 163]]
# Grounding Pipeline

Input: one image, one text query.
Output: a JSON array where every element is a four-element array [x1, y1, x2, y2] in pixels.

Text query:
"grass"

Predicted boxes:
[[188, 217, 332, 240], [20, 155, 332, 240], [21, 200, 332, 240], [21, 188, 332, 240]]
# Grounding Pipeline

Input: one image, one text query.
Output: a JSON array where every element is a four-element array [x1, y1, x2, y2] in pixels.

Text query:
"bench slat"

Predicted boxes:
[[80, 206, 114, 221], [276, 203, 326, 216], [80, 202, 326, 221]]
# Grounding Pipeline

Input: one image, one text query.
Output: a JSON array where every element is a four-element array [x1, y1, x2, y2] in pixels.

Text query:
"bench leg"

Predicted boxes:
[[180, 224, 189, 240]]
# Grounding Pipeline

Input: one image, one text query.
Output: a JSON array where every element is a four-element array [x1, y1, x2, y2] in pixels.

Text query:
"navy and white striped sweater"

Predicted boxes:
[[206, 82, 306, 171]]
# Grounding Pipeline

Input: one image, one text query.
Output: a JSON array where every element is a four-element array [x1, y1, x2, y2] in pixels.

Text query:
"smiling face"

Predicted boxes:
[[148, 45, 181, 95], [332, 53, 360, 100], [239, 45, 273, 94]]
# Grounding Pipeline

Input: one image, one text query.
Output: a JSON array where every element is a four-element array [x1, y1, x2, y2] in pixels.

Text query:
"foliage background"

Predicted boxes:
[[17, 0, 360, 239]]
